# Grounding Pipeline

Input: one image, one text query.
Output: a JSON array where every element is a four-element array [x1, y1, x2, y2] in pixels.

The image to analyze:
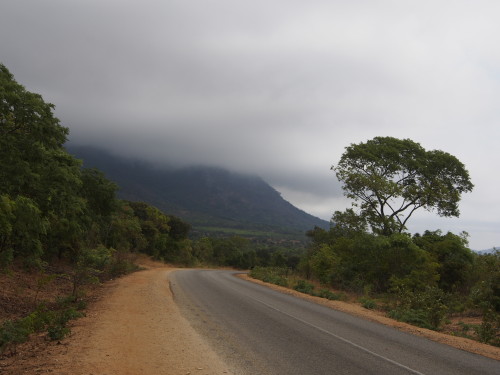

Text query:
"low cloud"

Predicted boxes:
[[1, 0, 499, 248]]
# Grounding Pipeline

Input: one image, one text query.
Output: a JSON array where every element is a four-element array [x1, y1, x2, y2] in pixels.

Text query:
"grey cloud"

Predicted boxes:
[[1, 0, 500, 249]]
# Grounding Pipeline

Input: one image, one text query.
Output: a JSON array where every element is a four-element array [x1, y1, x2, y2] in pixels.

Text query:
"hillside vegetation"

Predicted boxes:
[[66, 145, 328, 239]]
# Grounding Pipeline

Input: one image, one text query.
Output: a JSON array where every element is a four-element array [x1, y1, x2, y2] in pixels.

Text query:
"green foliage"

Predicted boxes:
[[10, 196, 48, 268], [47, 324, 70, 341], [293, 279, 315, 294], [359, 297, 377, 309], [314, 289, 346, 301], [469, 251, 500, 312], [330, 209, 368, 238], [71, 245, 113, 296], [333, 137, 473, 235], [249, 267, 290, 287], [0, 319, 32, 353], [474, 310, 500, 346], [389, 283, 449, 330], [414, 230, 473, 292], [0, 195, 15, 268], [388, 309, 432, 328], [0, 298, 85, 353], [107, 202, 145, 253], [308, 232, 438, 294], [309, 244, 337, 285], [80, 168, 118, 219], [0, 195, 48, 268]]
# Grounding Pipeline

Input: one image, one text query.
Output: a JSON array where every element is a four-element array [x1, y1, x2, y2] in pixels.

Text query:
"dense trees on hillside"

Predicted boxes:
[[0, 63, 298, 273], [0, 64, 195, 272]]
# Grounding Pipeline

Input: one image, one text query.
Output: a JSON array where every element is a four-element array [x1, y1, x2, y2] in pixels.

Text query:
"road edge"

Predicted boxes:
[[237, 273, 500, 361]]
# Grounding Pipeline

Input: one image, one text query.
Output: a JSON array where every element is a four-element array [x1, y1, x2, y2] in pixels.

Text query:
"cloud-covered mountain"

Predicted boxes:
[[67, 145, 329, 239]]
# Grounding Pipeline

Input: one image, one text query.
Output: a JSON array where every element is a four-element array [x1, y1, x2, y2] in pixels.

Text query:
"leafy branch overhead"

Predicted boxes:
[[332, 137, 474, 235]]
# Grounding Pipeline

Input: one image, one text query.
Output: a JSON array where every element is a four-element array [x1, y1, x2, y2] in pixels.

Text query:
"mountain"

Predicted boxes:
[[67, 145, 329, 238], [474, 248, 499, 255]]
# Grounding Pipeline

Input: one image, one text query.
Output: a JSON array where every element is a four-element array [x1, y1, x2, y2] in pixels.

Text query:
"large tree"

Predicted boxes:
[[332, 137, 473, 235]]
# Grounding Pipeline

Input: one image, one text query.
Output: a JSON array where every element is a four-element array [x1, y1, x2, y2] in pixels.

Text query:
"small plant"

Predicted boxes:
[[0, 319, 31, 354], [388, 308, 432, 329], [47, 324, 70, 341], [314, 289, 346, 301], [359, 297, 377, 310], [293, 280, 315, 295], [0, 295, 87, 353]]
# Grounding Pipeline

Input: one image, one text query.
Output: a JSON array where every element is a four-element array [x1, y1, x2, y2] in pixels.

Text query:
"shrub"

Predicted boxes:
[[359, 297, 377, 309], [0, 320, 31, 354], [293, 280, 315, 295], [0, 296, 87, 353], [47, 325, 70, 341], [388, 309, 432, 329], [314, 289, 346, 301], [474, 310, 500, 346], [249, 267, 289, 287], [389, 283, 449, 330]]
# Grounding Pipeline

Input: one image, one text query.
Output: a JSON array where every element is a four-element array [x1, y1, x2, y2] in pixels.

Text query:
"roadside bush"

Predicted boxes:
[[293, 279, 315, 295], [314, 289, 346, 301], [0, 295, 86, 354], [249, 267, 289, 287], [359, 297, 377, 310], [47, 324, 70, 341], [474, 310, 500, 346], [388, 309, 431, 329], [389, 282, 449, 330], [0, 319, 31, 354]]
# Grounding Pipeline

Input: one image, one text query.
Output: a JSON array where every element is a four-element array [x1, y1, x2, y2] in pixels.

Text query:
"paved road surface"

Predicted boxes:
[[170, 269, 499, 375]]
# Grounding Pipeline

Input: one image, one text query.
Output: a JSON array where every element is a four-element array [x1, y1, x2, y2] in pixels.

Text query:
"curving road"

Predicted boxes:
[[170, 269, 499, 375]]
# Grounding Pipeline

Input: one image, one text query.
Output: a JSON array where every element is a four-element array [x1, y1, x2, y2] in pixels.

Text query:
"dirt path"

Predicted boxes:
[[2, 266, 232, 375]]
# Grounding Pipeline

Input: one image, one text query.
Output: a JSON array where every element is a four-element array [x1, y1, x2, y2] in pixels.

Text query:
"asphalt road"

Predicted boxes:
[[169, 269, 499, 375]]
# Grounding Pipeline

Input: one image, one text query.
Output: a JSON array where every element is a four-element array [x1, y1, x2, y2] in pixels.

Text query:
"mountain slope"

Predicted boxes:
[[67, 145, 329, 237]]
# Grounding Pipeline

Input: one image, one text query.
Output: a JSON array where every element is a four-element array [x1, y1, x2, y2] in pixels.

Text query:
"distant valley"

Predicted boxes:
[[67, 145, 329, 240]]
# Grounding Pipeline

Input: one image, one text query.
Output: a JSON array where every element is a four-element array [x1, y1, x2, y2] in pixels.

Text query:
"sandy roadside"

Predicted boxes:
[[2, 266, 233, 375]]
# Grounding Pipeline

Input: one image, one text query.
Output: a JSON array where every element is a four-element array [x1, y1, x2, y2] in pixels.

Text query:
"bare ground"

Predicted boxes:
[[1, 265, 498, 374], [1, 262, 232, 375]]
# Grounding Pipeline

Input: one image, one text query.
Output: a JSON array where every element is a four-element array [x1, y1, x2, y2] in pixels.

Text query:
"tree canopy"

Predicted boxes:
[[332, 137, 473, 235]]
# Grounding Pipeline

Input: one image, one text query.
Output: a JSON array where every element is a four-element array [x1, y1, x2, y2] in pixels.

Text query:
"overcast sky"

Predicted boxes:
[[1, 0, 499, 249]]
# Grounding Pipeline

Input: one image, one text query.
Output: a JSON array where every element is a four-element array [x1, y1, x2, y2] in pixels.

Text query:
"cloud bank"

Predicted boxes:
[[1, 0, 499, 249]]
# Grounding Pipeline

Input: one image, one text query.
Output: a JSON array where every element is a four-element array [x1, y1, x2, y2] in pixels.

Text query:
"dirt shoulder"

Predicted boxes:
[[1, 264, 232, 375], [238, 274, 500, 361]]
